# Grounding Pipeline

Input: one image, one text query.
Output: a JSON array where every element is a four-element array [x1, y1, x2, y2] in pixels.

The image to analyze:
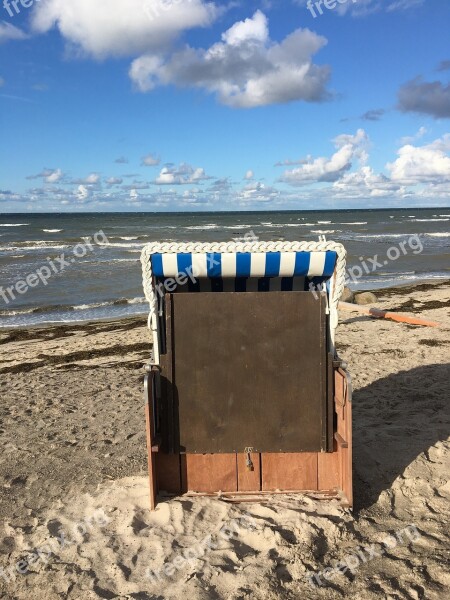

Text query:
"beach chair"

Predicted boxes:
[[141, 241, 352, 509]]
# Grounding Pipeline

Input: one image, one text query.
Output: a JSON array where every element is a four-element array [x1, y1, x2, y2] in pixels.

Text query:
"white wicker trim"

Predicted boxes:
[[141, 241, 347, 364]]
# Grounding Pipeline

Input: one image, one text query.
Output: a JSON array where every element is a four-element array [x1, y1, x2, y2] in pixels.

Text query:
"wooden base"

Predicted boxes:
[[144, 367, 352, 509]]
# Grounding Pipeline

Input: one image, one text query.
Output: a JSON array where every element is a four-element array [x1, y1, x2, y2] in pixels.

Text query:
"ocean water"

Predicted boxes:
[[0, 209, 449, 328]]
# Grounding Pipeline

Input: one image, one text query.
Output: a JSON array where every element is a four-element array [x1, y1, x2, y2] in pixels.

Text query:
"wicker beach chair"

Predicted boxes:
[[141, 241, 352, 509]]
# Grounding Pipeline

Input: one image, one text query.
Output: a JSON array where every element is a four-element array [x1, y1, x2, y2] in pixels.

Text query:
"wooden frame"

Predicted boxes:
[[144, 363, 352, 508]]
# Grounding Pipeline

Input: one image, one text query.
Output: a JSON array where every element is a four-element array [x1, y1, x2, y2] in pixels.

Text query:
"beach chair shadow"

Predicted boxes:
[[352, 362, 450, 511], [141, 241, 353, 509]]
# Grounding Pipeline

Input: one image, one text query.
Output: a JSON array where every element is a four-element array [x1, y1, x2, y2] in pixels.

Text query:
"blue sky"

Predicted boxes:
[[0, 0, 449, 212]]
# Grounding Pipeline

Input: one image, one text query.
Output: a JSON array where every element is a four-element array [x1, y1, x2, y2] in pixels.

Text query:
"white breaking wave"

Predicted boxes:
[[311, 230, 335, 234], [43, 229, 63, 233], [184, 224, 218, 230], [425, 232, 450, 237], [317, 221, 332, 224], [0, 223, 29, 227], [100, 242, 145, 248], [410, 218, 449, 222], [339, 222, 368, 225]]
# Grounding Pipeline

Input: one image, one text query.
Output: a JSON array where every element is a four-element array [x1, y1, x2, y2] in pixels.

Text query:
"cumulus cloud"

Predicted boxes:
[[399, 126, 427, 145], [237, 181, 279, 203], [73, 173, 101, 185], [280, 129, 369, 185], [105, 177, 123, 186], [26, 168, 64, 183], [153, 163, 211, 185], [31, 0, 218, 59], [244, 170, 254, 180], [76, 185, 89, 200], [129, 10, 331, 108], [114, 156, 129, 164], [398, 77, 450, 119], [141, 153, 161, 166], [45, 168, 64, 183], [0, 21, 28, 43], [386, 134, 450, 185], [332, 166, 401, 198]]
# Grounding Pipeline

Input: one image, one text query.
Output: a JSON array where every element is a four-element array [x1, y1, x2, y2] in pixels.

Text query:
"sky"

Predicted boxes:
[[0, 0, 449, 212]]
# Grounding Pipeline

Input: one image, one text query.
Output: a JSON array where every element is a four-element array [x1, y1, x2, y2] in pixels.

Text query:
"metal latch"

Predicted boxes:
[[244, 447, 254, 471]]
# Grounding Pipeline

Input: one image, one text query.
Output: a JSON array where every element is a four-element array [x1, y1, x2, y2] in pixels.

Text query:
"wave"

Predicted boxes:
[[0, 243, 71, 252], [118, 236, 139, 240], [0, 297, 147, 318], [43, 229, 63, 233], [311, 230, 336, 234], [410, 218, 449, 222], [100, 242, 145, 248], [339, 222, 368, 225], [0, 223, 29, 227], [317, 221, 332, 224], [425, 232, 450, 238], [184, 224, 219, 230]]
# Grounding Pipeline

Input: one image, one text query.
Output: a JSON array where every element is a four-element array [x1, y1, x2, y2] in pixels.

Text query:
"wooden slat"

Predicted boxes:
[[237, 452, 261, 492], [181, 454, 237, 493], [334, 367, 353, 507], [144, 372, 157, 510], [156, 454, 181, 493], [318, 445, 340, 491], [261, 453, 318, 491]]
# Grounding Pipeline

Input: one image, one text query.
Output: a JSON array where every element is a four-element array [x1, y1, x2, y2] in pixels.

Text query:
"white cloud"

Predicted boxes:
[[154, 163, 211, 185], [130, 189, 139, 200], [244, 170, 254, 180], [237, 181, 279, 203], [26, 168, 64, 183], [332, 166, 401, 198], [31, 0, 219, 59], [141, 153, 161, 166], [280, 129, 369, 185], [74, 173, 101, 185], [386, 134, 450, 185], [45, 168, 63, 183], [129, 10, 331, 108], [105, 177, 123, 185], [0, 21, 28, 43], [399, 126, 427, 145], [76, 185, 89, 200]]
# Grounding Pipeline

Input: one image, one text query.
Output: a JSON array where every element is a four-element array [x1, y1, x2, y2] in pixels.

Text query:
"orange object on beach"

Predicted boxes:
[[339, 302, 439, 327]]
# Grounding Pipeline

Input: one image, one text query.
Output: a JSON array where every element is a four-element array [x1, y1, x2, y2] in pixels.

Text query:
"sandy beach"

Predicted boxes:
[[0, 280, 449, 600]]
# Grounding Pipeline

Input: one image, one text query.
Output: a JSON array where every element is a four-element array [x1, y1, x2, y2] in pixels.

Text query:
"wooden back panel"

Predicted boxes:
[[164, 291, 329, 454]]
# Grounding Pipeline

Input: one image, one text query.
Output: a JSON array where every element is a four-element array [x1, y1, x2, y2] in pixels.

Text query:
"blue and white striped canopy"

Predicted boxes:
[[151, 251, 337, 279]]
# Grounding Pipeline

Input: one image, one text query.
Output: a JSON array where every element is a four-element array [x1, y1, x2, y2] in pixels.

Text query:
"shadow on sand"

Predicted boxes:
[[352, 362, 450, 512]]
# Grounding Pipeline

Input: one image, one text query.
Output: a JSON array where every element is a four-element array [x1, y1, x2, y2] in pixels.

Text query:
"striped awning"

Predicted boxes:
[[151, 251, 337, 279]]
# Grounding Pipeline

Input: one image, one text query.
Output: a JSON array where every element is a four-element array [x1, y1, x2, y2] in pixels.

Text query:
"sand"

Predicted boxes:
[[0, 281, 449, 599]]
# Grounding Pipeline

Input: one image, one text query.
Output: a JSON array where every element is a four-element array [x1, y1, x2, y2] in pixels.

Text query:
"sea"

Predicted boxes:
[[0, 208, 449, 328]]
